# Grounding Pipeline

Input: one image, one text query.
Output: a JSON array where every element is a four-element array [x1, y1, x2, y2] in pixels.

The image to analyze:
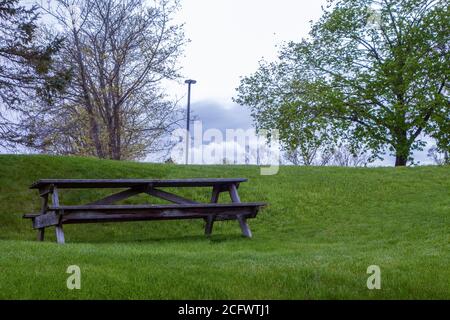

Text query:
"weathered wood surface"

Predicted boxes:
[[37, 193, 49, 241], [48, 202, 265, 212], [237, 215, 252, 238], [48, 203, 264, 226], [60, 210, 258, 224], [33, 212, 59, 229], [52, 186, 60, 206], [50, 186, 65, 244], [24, 177, 266, 243], [38, 185, 53, 197], [30, 178, 247, 189], [55, 224, 65, 244], [228, 184, 241, 203], [228, 183, 253, 237], [25, 208, 262, 223], [145, 188, 199, 204], [23, 213, 40, 218], [88, 187, 144, 205]]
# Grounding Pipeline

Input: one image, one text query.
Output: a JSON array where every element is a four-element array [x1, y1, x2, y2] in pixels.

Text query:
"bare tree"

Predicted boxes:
[[332, 144, 369, 167], [284, 143, 319, 166], [21, 0, 186, 160], [284, 142, 370, 167], [428, 145, 449, 165], [284, 140, 334, 166]]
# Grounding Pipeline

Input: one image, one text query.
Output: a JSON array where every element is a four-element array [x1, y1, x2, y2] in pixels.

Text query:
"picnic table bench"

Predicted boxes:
[[23, 178, 266, 244]]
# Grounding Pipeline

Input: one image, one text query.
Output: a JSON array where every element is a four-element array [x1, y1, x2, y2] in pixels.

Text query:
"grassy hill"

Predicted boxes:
[[0, 154, 448, 299]]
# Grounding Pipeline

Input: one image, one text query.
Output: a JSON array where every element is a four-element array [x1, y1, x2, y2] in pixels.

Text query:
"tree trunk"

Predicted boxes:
[[111, 103, 121, 160], [88, 112, 105, 159], [393, 127, 409, 167], [71, 27, 105, 159], [395, 154, 407, 166]]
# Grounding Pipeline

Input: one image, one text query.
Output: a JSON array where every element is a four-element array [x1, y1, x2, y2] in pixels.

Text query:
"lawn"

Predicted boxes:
[[0, 155, 448, 299]]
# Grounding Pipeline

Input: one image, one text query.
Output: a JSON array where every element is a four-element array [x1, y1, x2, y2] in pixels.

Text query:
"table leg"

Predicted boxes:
[[205, 215, 215, 236], [204, 186, 220, 236], [210, 186, 220, 203], [37, 194, 48, 241], [37, 228, 45, 241], [52, 187, 65, 244], [228, 184, 252, 238], [55, 224, 65, 244]]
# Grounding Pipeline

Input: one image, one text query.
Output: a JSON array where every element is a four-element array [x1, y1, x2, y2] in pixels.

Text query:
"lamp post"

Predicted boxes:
[[184, 79, 196, 165]]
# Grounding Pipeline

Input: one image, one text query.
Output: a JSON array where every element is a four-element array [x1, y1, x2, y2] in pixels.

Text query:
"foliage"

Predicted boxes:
[[427, 145, 449, 165], [18, 0, 186, 160], [0, 0, 68, 147], [235, 0, 450, 166]]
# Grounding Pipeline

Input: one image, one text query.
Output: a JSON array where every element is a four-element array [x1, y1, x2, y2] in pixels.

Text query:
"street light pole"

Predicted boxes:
[[185, 79, 196, 165]]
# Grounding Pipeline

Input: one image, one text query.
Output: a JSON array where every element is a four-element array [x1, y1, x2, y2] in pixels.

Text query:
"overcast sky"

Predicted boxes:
[[157, 0, 328, 164], [167, 0, 326, 104]]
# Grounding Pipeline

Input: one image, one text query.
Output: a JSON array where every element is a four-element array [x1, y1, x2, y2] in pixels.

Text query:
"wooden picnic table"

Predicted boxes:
[[23, 178, 266, 244]]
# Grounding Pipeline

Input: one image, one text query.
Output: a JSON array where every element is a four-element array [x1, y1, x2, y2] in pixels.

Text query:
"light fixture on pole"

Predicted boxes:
[[184, 79, 197, 165]]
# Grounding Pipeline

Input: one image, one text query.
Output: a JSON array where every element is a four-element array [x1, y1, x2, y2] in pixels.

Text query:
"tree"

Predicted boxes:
[[235, 0, 449, 166], [21, 0, 186, 160], [0, 0, 65, 148], [283, 141, 334, 166], [332, 144, 370, 167], [427, 145, 449, 165]]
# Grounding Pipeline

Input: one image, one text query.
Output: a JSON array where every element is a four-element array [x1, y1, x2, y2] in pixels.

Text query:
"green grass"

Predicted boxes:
[[0, 154, 448, 299]]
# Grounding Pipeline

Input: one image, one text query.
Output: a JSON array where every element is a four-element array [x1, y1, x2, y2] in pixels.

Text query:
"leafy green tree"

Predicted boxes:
[[235, 0, 449, 166], [0, 0, 66, 147]]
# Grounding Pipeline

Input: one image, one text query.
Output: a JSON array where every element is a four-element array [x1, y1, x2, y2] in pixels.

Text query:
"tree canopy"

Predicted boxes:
[[235, 0, 449, 166], [18, 0, 186, 160], [0, 0, 65, 147]]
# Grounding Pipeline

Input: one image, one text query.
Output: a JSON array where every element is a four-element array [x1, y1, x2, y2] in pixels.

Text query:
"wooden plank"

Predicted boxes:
[[30, 178, 248, 189], [49, 202, 266, 211], [146, 188, 198, 204], [89, 188, 144, 205], [23, 213, 40, 219], [61, 209, 257, 223], [59, 207, 258, 217], [33, 212, 59, 229]]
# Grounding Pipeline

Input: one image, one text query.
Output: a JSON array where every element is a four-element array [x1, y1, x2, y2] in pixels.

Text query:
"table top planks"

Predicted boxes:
[[30, 178, 248, 189]]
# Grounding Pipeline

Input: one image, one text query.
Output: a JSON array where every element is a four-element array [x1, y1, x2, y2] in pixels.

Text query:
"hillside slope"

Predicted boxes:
[[0, 155, 448, 299]]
